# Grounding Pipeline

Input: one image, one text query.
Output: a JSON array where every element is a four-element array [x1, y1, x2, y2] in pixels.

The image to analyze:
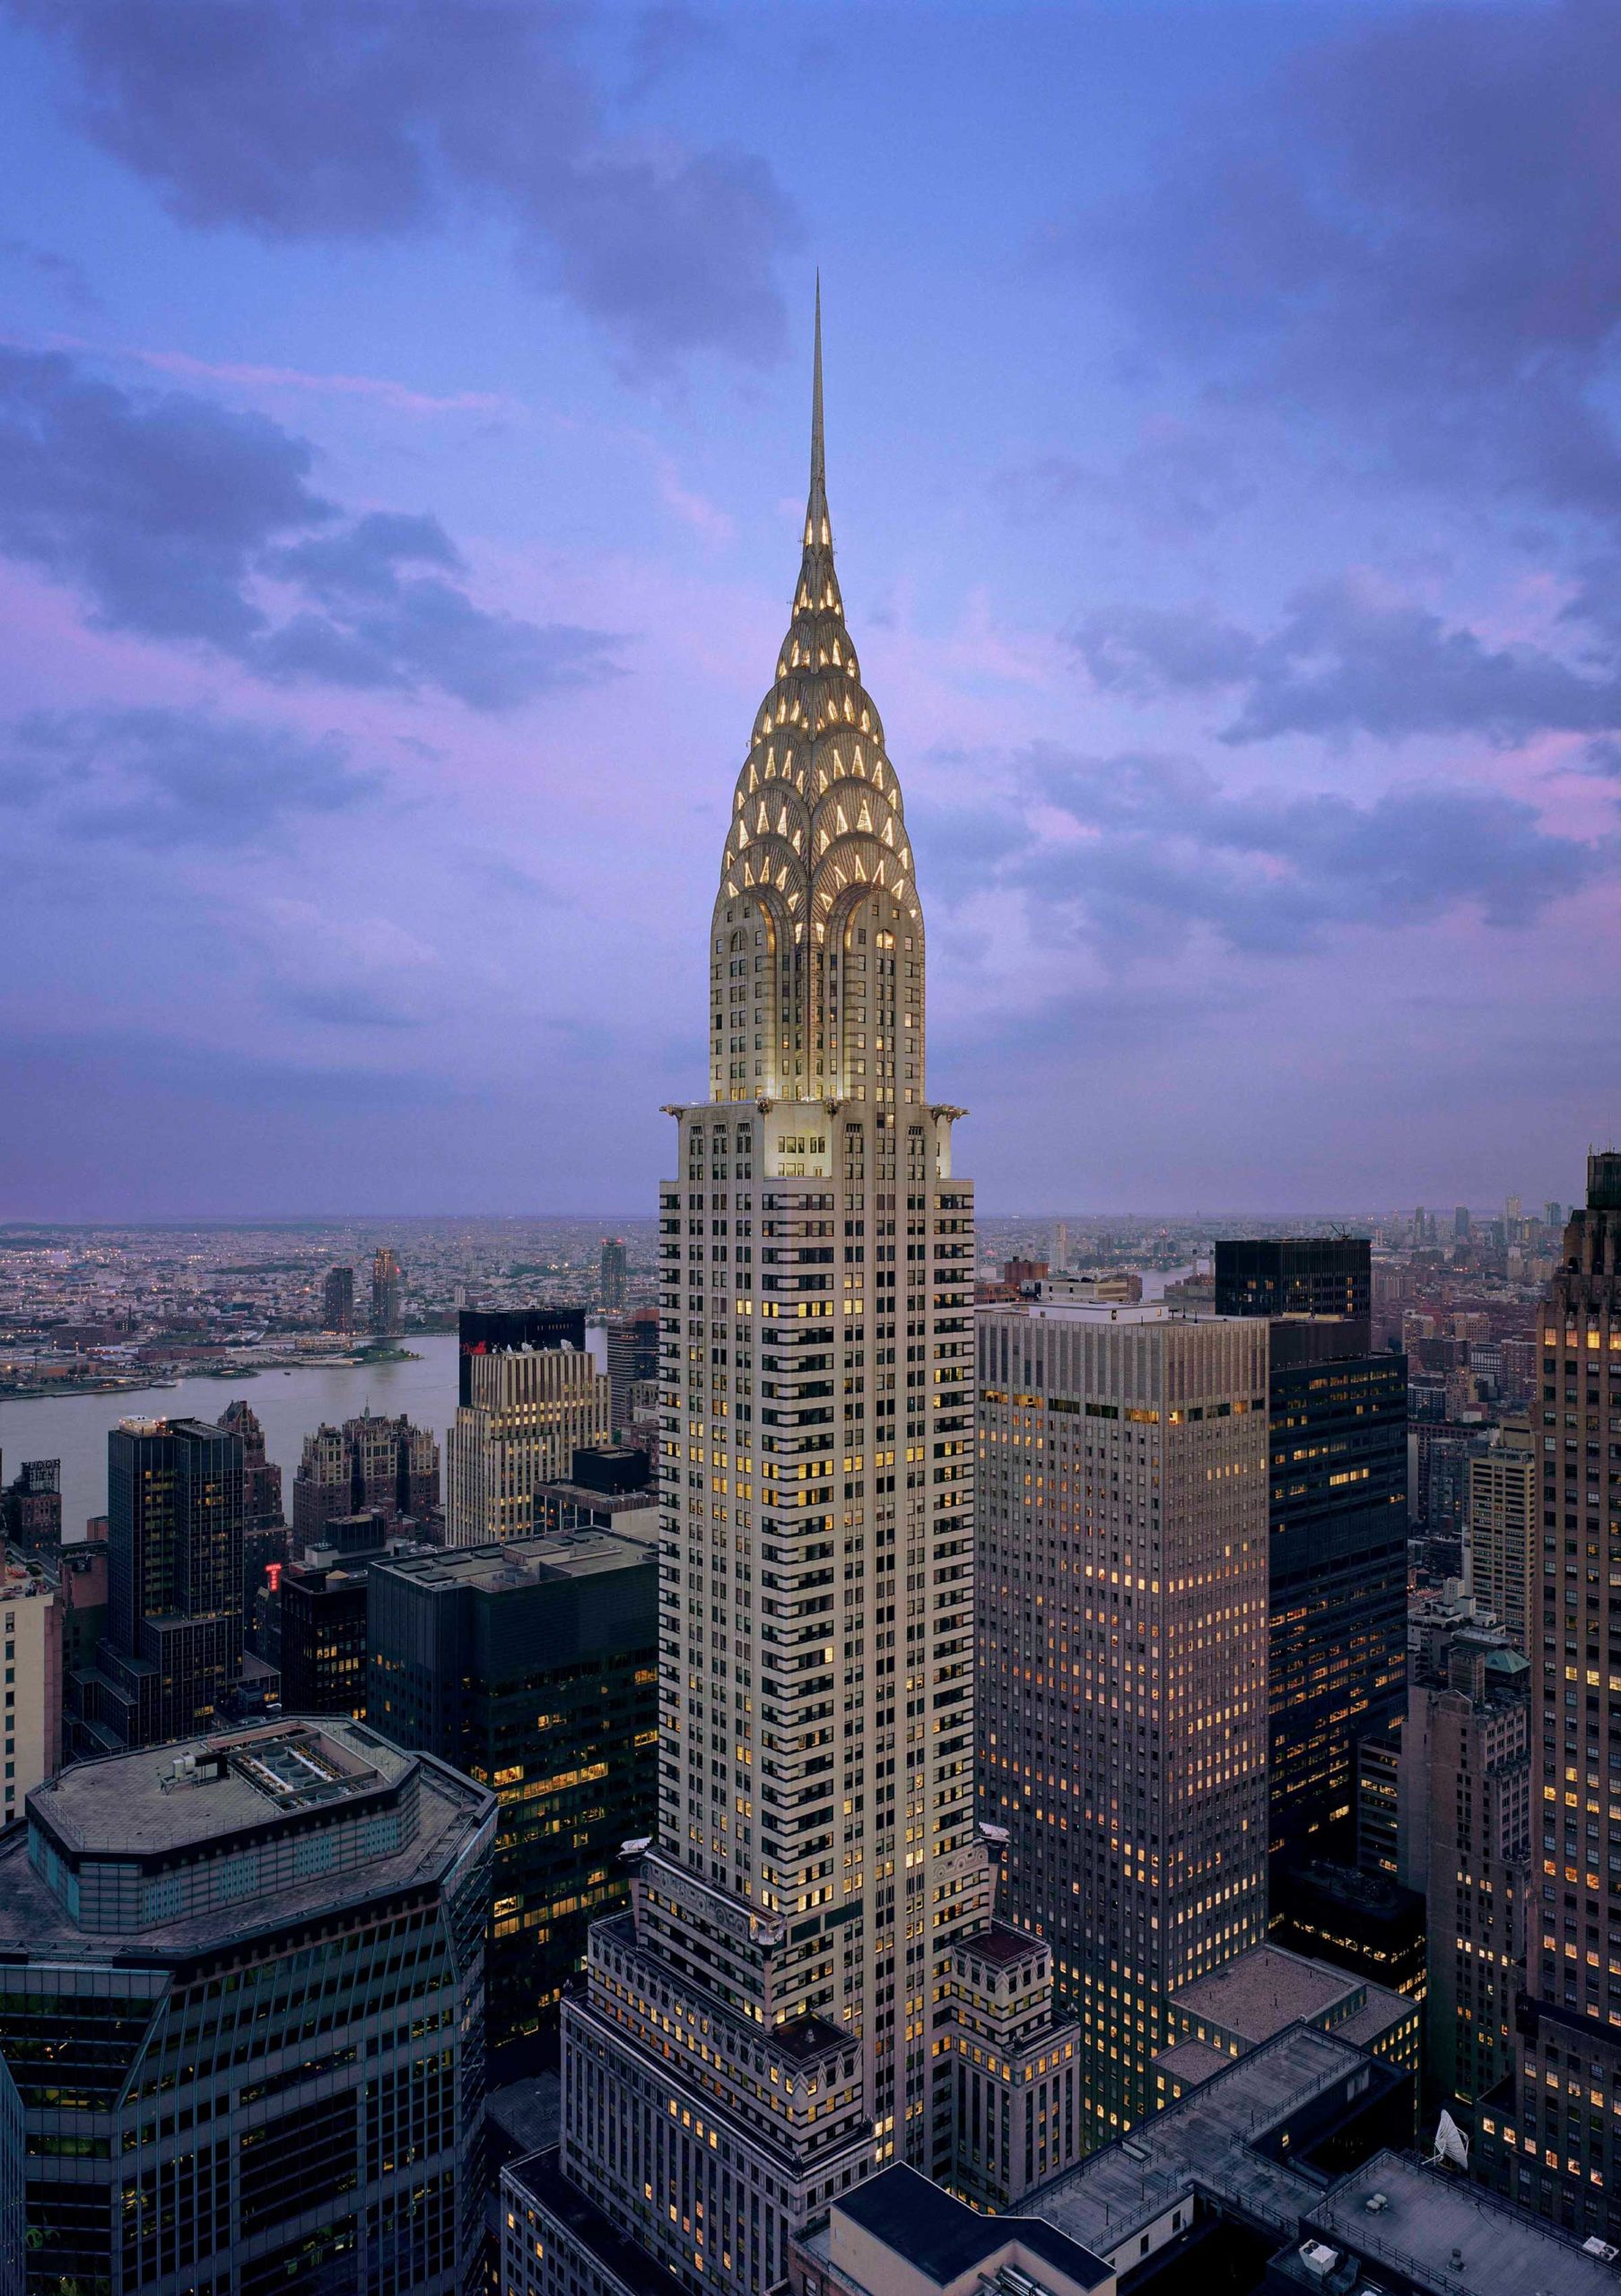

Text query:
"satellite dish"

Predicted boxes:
[[1432, 2109, 1469, 2170]]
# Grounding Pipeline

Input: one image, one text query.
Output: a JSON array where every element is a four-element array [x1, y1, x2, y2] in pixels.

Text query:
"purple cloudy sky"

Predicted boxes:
[[2, 0, 1618, 1220]]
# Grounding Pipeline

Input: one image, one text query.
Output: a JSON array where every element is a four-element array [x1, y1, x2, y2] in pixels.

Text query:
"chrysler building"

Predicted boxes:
[[507, 297, 1078, 2296]]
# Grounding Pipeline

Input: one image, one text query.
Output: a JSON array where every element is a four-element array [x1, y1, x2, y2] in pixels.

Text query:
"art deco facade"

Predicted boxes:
[[1396, 1608, 1529, 2118], [1486, 1152, 1621, 2246], [516, 300, 1071, 2296], [977, 1299, 1270, 2140], [291, 1409, 440, 1551], [445, 1343, 610, 1545], [1467, 1416, 1538, 1649]]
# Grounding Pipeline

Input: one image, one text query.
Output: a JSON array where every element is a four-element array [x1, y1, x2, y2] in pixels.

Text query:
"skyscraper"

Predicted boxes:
[[370, 1244, 402, 1337], [1467, 1416, 1537, 1649], [0, 1718, 494, 2296], [68, 1417, 245, 1752], [1498, 1152, 1621, 2244], [600, 1235, 629, 1311], [322, 1262, 355, 1332], [291, 1409, 440, 1550], [0, 1552, 60, 1825], [459, 1306, 587, 1402], [1397, 1604, 1529, 2122], [216, 1397, 283, 1532], [978, 1297, 1271, 2138], [0, 1457, 61, 1552], [519, 297, 1067, 2296], [369, 1524, 658, 2059], [1214, 1239, 1407, 1874], [445, 1343, 609, 1544]]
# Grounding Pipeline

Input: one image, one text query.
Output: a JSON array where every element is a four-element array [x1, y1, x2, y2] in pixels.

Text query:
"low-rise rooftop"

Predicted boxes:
[[1289, 2150, 1621, 2296], [1032, 2025, 1383, 2257], [372, 1527, 656, 1596]]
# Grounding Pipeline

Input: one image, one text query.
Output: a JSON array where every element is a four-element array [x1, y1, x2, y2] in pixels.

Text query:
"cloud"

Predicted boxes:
[[1070, 577, 1621, 745], [260, 511, 619, 707], [920, 745, 1610, 959], [1071, 0, 1621, 520], [0, 706, 379, 845], [0, 235, 102, 311], [121, 344, 519, 417], [275, 984, 423, 1030], [1024, 748, 1607, 952], [18, 0, 799, 374], [0, 348, 619, 705], [995, 423, 1256, 535]]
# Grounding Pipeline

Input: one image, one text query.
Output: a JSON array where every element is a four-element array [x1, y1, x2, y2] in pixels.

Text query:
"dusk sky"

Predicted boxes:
[[3, 0, 1619, 1221]]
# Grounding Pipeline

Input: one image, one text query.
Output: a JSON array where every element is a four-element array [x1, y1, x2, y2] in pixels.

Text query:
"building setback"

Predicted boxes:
[[367, 1526, 658, 2057], [0, 1717, 494, 2296], [290, 1410, 439, 1552], [786, 2022, 1617, 2296], [977, 1298, 1270, 2141], [0, 1457, 60, 1553], [458, 1308, 586, 1405]]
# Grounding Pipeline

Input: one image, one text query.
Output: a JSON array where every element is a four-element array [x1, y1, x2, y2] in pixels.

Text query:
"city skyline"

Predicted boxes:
[[3, 2, 1619, 1220]]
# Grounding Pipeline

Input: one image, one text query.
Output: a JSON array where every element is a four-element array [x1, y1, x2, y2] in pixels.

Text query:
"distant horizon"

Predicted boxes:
[[0, 1205, 1547, 1232]]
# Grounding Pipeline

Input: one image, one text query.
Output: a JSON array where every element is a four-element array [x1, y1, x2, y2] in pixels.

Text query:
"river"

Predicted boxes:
[[0, 1335, 462, 1540]]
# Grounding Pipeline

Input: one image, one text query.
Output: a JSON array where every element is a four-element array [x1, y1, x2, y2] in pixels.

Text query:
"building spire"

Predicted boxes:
[[804, 275, 831, 557], [811, 271, 824, 497]]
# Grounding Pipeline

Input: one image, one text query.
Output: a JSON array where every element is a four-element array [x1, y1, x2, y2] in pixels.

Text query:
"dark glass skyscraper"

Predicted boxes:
[[322, 1264, 355, 1333], [70, 1416, 245, 1752], [457, 1307, 586, 1405], [0, 1717, 494, 2296], [1216, 1239, 1407, 1870], [367, 1526, 658, 2062], [370, 1245, 402, 1337], [1216, 1236, 1371, 1333]]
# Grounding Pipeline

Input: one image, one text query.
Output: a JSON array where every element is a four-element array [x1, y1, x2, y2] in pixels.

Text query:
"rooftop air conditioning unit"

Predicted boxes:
[[1298, 2243, 1340, 2282]]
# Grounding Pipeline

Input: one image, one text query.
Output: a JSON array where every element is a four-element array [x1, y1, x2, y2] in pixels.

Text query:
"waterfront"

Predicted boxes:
[[0, 1334, 460, 1538]]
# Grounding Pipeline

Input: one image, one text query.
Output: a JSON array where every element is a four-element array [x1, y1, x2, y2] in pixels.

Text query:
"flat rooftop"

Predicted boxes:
[[1031, 2025, 1377, 2255], [828, 2165, 1112, 2292], [998, 1300, 1242, 1326], [1153, 2038, 1234, 2089], [959, 1919, 1051, 1970], [34, 1718, 405, 1858], [1, 1717, 492, 1959], [1296, 2150, 1621, 2296], [505, 2145, 684, 2296], [373, 1526, 657, 1595], [1173, 1944, 1370, 2046]]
